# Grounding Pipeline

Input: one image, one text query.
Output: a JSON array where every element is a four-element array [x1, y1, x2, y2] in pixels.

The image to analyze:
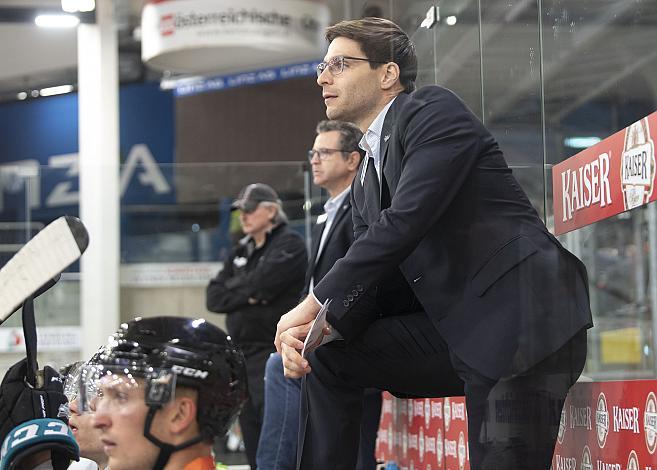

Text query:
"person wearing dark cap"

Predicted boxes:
[[206, 183, 307, 469]]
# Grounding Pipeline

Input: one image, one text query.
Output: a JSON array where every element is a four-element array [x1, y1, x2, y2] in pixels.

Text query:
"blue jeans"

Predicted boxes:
[[256, 352, 301, 470]]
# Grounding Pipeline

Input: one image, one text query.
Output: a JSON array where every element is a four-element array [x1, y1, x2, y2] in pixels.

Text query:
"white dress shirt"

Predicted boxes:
[[309, 187, 350, 293], [359, 97, 397, 185]]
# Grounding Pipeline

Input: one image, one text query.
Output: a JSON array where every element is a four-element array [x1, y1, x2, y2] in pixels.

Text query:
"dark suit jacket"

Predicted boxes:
[[314, 86, 593, 379], [302, 195, 353, 299]]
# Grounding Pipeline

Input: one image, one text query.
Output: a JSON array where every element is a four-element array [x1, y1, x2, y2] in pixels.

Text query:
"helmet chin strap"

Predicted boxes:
[[143, 407, 205, 470]]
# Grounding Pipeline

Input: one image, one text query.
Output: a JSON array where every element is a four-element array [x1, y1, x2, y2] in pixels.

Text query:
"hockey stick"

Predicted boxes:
[[0, 216, 89, 325]]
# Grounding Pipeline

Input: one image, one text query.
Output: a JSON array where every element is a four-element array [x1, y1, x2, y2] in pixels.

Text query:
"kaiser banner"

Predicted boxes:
[[553, 112, 657, 235]]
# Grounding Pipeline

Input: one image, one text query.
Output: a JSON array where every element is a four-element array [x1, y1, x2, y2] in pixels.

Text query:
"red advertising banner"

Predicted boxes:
[[377, 381, 657, 469], [552, 111, 657, 235], [552, 381, 657, 470]]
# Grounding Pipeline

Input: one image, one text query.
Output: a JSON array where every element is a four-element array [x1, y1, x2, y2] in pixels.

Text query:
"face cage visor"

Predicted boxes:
[[77, 363, 177, 415], [58, 361, 85, 419]]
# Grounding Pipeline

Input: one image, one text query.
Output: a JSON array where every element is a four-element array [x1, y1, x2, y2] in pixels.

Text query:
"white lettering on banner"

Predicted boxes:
[[377, 429, 387, 444], [645, 392, 657, 454], [621, 119, 656, 210], [622, 145, 651, 185], [452, 401, 466, 421], [612, 406, 640, 433], [426, 436, 436, 454], [570, 405, 592, 430], [444, 439, 457, 457], [0, 159, 40, 211], [0, 144, 171, 211], [555, 455, 576, 470], [46, 153, 79, 206], [561, 152, 612, 222], [415, 401, 424, 417], [596, 393, 609, 448], [595, 461, 621, 470], [120, 144, 171, 195], [431, 401, 443, 419]]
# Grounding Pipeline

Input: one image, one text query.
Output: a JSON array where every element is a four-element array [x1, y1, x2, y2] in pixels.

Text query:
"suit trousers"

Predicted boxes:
[[297, 312, 587, 470]]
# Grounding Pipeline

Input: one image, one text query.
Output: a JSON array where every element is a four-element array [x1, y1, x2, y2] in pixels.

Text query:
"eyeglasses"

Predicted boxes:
[[307, 148, 348, 162], [316, 55, 388, 77]]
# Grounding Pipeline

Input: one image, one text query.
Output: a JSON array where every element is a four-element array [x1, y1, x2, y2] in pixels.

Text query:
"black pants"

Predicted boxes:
[[298, 312, 587, 470]]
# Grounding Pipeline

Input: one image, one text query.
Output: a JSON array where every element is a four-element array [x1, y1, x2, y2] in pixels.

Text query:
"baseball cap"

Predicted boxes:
[[231, 183, 281, 213]]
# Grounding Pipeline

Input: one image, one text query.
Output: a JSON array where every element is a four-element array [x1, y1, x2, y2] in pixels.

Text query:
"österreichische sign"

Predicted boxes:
[[141, 0, 330, 74]]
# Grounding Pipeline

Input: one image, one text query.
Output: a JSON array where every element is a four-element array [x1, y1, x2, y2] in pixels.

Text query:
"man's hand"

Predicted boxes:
[[275, 296, 322, 378], [275, 295, 321, 351]]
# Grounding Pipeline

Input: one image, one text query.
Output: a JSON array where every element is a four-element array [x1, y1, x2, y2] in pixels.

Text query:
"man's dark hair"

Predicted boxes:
[[316, 120, 365, 161], [326, 17, 417, 93]]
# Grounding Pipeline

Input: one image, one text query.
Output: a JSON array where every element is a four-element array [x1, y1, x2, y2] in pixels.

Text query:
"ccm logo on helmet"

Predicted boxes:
[[171, 365, 209, 379]]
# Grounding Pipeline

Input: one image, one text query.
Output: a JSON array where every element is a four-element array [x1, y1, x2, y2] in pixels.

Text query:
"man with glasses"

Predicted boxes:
[[206, 184, 307, 469], [276, 17, 592, 470], [257, 120, 381, 470]]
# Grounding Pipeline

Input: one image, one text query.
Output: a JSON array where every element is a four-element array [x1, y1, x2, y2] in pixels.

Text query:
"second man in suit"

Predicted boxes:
[[256, 120, 381, 470]]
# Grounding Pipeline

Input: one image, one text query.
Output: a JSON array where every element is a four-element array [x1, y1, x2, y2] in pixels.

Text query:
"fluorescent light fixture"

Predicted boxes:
[[39, 85, 74, 97], [16, 92, 27, 100], [446, 16, 457, 26], [564, 136, 602, 149], [61, 0, 95, 12], [35, 14, 80, 28]]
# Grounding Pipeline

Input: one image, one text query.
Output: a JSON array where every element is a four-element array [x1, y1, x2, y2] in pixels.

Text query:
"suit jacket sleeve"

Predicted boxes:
[[350, 182, 368, 240], [315, 88, 483, 335]]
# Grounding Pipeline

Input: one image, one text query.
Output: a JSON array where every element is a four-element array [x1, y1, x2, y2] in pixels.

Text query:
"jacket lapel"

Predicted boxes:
[[313, 198, 350, 268], [381, 93, 410, 198], [309, 219, 324, 267]]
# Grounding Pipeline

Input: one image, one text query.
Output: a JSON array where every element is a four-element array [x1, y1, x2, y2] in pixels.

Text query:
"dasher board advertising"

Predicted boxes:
[[552, 111, 657, 235]]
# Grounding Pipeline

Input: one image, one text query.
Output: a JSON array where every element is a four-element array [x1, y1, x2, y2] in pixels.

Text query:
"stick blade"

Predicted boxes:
[[0, 216, 89, 323]]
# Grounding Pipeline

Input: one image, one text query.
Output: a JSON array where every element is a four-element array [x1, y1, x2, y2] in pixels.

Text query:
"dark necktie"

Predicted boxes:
[[364, 155, 380, 215]]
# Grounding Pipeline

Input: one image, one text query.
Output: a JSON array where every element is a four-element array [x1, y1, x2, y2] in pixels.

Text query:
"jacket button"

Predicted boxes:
[[356, 284, 364, 292], [343, 300, 349, 307], [352, 290, 359, 296], [347, 294, 354, 302]]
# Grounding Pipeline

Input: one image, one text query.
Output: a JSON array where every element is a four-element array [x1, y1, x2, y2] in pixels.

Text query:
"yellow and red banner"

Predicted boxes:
[[553, 112, 657, 235]]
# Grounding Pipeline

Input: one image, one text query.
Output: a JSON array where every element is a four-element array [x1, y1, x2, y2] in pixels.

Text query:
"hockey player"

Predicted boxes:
[[84, 316, 248, 470]]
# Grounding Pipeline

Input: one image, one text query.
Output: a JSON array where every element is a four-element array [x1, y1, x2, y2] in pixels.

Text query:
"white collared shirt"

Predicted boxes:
[[310, 97, 396, 310], [359, 97, 397, 184], [309, 187, 350, 292]]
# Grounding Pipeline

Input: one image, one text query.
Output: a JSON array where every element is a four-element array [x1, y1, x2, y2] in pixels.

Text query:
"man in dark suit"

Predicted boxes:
[[257, 120, 381, 470], [275, 17, 592, 470]]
